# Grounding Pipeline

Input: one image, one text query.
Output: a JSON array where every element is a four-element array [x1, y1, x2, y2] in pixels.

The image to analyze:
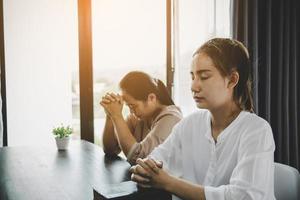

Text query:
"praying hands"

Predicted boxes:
[[130, 158, 172, 190], [100, 92, 123, 119]]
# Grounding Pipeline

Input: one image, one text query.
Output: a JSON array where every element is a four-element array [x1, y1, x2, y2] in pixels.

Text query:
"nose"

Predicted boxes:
[[191, 78, 201, 93]]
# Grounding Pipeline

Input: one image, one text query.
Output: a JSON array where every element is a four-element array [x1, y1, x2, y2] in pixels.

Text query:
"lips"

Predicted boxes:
[[193, 96, 205, 102]]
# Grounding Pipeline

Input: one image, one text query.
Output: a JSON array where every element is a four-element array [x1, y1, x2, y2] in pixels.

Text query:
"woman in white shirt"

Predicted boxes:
[[130, 38, 276, 200]]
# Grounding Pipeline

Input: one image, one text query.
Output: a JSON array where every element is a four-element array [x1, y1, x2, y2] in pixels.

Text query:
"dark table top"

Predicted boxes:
[[0, 140, 170, 200]]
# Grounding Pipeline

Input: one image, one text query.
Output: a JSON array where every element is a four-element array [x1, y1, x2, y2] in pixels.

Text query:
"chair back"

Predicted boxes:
[[274, 162, 300, 200]]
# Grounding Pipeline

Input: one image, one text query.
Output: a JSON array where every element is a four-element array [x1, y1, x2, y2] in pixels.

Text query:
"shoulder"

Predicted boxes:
[[152, 105, 183, 128], [155, 105, 183, 122], [150, 106, 183, 135], [180, 109, 209, 125], [170, 109, 210, 134], [239, 111, 273, 135], [242, 111, 270, 127], [238, 111, 275, 152], [157, 109, 210, 144]]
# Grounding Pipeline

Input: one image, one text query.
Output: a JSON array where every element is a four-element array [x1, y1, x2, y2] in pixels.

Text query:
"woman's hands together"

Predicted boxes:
[[130, 158, 172, 190], [100, 92, 124, 119]]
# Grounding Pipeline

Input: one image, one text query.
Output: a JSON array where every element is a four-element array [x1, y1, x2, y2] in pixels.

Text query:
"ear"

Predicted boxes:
[[147, 93, 157, 103], [227, 70, 239, 89]]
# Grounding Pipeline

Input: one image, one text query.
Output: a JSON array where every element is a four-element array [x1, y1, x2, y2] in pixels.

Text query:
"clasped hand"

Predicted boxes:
[[100, 92, 123, 118], [130, 158, 170, 190]]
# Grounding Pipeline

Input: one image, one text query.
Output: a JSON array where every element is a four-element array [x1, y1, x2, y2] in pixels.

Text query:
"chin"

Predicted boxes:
[[195, 102, 203, 108], [196, 103, 208, 110]]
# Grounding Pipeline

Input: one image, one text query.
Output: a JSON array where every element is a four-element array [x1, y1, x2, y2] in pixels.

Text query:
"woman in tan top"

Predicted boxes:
[[100, 71, 182, 164]]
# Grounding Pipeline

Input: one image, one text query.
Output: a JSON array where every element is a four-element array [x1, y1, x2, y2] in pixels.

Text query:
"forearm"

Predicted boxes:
[[102, 116, 120, 155], [111, 115, 137, 156], [165, 175, 206, 200]]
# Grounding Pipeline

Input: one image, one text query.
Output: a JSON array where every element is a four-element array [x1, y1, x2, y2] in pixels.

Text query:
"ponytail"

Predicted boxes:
[[237, 76, 254, 113], [154, 79, 174, 105]]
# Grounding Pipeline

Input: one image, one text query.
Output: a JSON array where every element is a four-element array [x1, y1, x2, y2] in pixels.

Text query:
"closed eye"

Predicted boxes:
[[191, 69, 212, 81], [200, 75, 210, 80], [127, 104, 136, 109]]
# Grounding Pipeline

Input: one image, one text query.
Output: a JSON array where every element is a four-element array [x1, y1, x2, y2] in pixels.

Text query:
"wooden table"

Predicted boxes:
[[0, 140, 170, 200]]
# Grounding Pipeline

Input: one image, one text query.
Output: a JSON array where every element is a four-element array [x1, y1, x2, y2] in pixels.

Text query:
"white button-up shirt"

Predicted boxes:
[[149, 109, 276, 200]]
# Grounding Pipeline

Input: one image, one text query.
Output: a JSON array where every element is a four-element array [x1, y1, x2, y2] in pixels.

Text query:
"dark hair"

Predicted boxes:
[[193, 38, 254, 112], [119, 71, 175, 106]]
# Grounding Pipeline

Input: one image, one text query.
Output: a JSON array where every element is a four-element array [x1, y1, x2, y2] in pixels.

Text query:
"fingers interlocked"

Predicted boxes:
[[100, 92, 122, 104], [130, 157, 163, 188], [137, 158, 160, 174], [130, 164, 151, 184]]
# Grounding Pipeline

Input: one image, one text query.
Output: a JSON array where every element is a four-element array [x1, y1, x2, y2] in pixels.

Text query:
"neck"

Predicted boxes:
[[209, 103, 242, 140]]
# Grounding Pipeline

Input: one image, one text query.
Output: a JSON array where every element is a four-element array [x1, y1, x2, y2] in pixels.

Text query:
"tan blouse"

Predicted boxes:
[[125, 105, 182, 164]]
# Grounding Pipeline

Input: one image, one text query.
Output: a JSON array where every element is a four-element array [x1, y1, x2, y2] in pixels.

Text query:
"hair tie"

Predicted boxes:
[[152, 78, 159, 87]]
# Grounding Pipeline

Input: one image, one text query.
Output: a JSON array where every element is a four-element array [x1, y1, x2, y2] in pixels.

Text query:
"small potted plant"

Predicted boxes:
[[52, 124, 73, 150]]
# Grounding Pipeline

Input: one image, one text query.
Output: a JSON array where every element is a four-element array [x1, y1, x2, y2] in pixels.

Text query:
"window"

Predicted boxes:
[[4, 0, 79, 146], [92, 0, 167, 145]]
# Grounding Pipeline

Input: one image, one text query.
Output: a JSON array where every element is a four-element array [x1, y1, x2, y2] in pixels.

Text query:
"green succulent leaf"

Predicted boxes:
[[52, 124, 73, 138]]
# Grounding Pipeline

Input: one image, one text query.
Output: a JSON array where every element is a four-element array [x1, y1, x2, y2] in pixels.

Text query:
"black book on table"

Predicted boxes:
[[93, 181, 171, 200], [93, 181, 137, 200]]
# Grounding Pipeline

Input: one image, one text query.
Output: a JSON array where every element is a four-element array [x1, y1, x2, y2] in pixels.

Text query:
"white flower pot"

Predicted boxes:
[[55, 137, 70, 150]]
